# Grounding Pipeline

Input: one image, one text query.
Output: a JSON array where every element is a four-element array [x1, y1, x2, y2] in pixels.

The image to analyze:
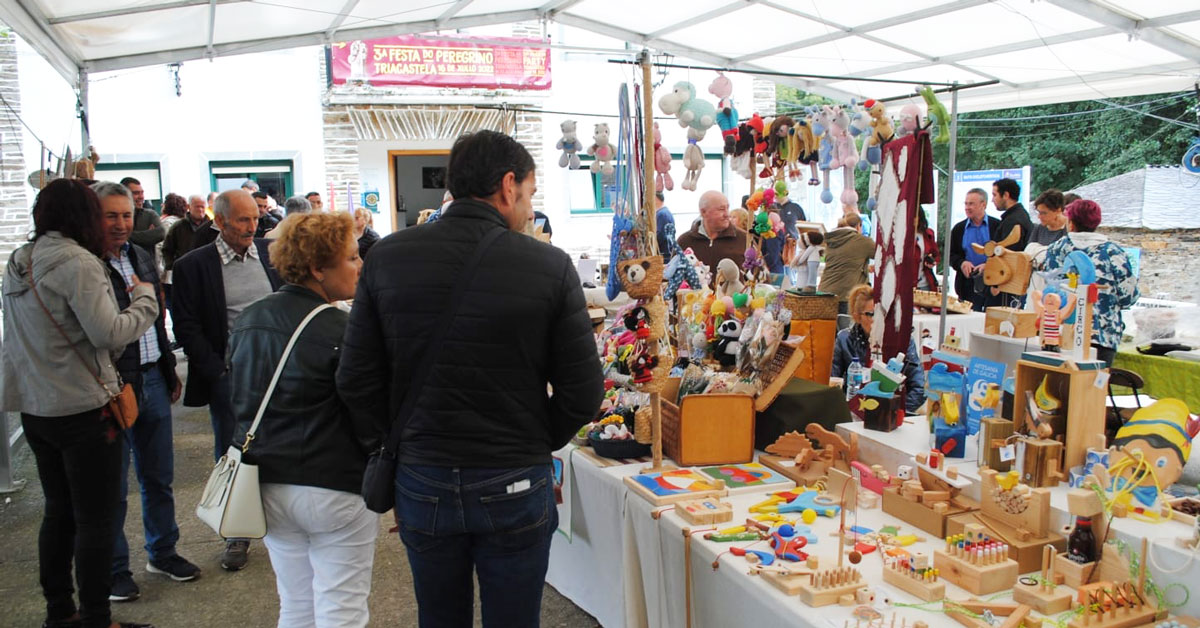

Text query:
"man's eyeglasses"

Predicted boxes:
[[859, 311, 874, 318]]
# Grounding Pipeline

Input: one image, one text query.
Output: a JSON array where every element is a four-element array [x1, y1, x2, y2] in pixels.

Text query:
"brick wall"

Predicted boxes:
[[0, 26, 28, 264], [1099, 226, 1200, 303]]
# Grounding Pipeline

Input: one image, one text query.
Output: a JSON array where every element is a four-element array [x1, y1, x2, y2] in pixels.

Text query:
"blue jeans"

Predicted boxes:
[[113, 367, 180, 575], [395, 464, 557, 628], [208, 372, 235, 462]]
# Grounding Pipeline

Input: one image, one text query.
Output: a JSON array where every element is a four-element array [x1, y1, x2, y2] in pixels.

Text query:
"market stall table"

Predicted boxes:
[[912, 311, 986, 352], [1112, 347, 1200, 413]]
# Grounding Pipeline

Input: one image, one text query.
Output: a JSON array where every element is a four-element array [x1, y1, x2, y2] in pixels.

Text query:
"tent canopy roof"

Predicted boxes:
[[3, 0, 1198, 111]]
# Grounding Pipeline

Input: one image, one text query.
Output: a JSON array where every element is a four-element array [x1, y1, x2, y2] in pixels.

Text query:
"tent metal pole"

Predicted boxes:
[[938, 83, 960, 344], [77, 68, 89, 151]]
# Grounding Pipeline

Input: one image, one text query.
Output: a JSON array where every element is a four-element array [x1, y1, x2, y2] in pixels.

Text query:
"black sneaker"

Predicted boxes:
[[41, 614, 80, 628], [109, 572, 140, 602], [146, 554, 201, 582], [220, 539, 250, 571]]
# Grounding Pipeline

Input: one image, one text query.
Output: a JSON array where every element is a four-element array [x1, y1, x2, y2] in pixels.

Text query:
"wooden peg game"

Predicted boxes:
[[1065, 581, 1157, 628], [1012, 545, 1073, 614], [790, 567, 865, 607], [881, 554, 945, 602], [934, 523, 1019, 595]]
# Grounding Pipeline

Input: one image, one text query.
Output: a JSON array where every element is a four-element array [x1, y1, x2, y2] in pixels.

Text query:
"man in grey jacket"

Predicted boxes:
[[121, 177, 164, 251]]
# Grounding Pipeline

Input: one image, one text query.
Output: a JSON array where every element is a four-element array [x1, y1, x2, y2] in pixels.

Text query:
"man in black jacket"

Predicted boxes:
[[949, 188, 1001, 311], [338, 130, 604, 627], [120, 177, 164, 251], [171, 189, 281, 571], [95, 181, 200, 603]]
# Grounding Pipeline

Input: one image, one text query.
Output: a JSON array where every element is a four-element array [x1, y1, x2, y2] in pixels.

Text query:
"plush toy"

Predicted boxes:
[[709, 72, 739, 155], [714, 258, 744, 299], [897, 103, 923, 137], [810, 106, 837, 204], [556, 120, 583, 169], [790, 120, 820, 185], [828, 106, 859, 208], [659, 81, 716, 133], [714, 319, 743, 368], [790, 231, 824, 291], [588, 123, 617, 178], [762, 115, 795, 179], [664, 248, 701, 300], [653, 122, 673, 192], [742, 247, 769, 285], [731, 113, 766, 179], [859, 99, 893, 166], [919, 86, 950, 144]]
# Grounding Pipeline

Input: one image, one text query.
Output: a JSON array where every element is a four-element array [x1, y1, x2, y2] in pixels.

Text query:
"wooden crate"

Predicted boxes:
[[1012, 359, 1106, 475], [789, 319, 836, 385], [985, 307, 1038, 338], [661, 394, 755, 466]]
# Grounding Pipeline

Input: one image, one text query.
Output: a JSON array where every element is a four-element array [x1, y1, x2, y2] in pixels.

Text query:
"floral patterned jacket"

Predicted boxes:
[[1043, 232, 1139, 350]]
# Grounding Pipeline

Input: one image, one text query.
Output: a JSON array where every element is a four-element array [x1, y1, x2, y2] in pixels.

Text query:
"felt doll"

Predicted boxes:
[[1031, 289, 1077, 352], [1109, 399, 1200, 515], [709, 72, 738, 155], [653, 122, 673, 191], [588, 123, 617, 178], [556, 120, 583, 169], [790, 231, 824, 291]]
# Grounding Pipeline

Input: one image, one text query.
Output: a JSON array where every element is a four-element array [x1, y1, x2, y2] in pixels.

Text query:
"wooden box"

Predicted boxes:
[[985, 307, 1038, 338], [661, 394, 755, 466], [882, 487, 978, 537], [1053, 554, 1098, 588], [978, 418, 1015, 471], [934, 549, 1020, 595], [1013, 359, 1106, 476], [947, 513, 1066, 573], [789, 319, 836, 385]]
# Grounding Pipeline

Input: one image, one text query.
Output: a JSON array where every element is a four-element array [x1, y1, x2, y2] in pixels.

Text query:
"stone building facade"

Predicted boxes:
[[1100, 227, 1200, 303]]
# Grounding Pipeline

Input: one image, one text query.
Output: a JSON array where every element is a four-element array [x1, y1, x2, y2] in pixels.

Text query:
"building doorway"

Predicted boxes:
[[209, 160, 294, 205], [390, 150, 449, 228]]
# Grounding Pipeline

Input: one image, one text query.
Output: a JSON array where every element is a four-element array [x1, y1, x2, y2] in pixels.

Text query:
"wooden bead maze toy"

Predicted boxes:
[[881, 553, 945, 602], [934, 523, 1019, 595], [1011, 545, 1073, 614]]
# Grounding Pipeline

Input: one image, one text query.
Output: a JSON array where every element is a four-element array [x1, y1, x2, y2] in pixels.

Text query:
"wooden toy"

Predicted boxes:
[[946, 468, 1066, 572], [1012, 357, 1106, 475], [787, 567, 865, 606], [945, 599, 1028, 628], [970, 225, 1032, 295], [760, 426, 859, 487], [913, 289, 972, 314], [978, 418, 1015, 472], [934, 524, 1019, 595], [881, 555, 945, 602], [624, 469, 727, 506], [1109, 399, 1199, 520], [882, 454, 978, 537], [674, 497, 733, 525], [1066, 581, 1157, 628], [1018, 435, 1065, 488], [984, 306, 1038, 338], [1012, 546, 1073, 614], [699, 462, 794, 495], [754, 337, 806, 412]]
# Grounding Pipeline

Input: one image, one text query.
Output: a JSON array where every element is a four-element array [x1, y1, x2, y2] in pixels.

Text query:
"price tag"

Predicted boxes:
[[1093, 371, 1110, 389], [999, 444, 1015, 462]]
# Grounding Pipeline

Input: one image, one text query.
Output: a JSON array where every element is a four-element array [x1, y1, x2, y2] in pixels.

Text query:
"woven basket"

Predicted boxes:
[[782, 290, 838, 320], [618, 255, 664, 299], [634, 406, 652, 444]]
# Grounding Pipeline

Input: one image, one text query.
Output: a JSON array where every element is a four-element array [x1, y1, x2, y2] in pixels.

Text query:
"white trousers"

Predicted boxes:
[[261, 483, 379, 628]]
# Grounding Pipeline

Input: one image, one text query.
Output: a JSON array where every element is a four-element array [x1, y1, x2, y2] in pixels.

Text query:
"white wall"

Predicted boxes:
[[82, 47, 324, 200], [16, 38, 77, 188]]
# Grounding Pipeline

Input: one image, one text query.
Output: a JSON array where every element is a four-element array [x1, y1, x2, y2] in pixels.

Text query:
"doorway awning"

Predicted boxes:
[[1, 0, 1197, 112]]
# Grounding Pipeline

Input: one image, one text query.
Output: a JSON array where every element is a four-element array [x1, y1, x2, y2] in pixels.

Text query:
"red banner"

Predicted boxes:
[[329, 35, 551, 89]]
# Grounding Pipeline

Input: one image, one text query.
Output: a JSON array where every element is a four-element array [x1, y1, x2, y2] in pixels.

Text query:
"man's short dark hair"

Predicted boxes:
[[446, 130, 535, 201], [1033, 189, 1064, 210], [305, 191, 320, 199], [251, 191, 269, 200], [119, 176, 141, 187], [993, 178, 1020, 202], [655, 191, 664, 202]]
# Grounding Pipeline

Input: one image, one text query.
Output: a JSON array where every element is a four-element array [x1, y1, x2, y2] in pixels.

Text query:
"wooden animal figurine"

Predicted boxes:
[[970, 225, 1033, 295]]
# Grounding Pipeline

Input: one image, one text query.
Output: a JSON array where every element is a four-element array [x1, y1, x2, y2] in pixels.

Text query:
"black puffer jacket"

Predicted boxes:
[[337, 198, 605, 468], [229, 285, 365, 493]]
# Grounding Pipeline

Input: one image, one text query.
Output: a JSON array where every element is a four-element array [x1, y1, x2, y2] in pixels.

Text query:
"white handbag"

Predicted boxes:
[[196, 304, 335, 539]]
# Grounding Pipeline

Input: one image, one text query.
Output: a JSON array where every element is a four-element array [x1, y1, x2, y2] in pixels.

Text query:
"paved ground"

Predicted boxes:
[[0, 356, 598, 627]]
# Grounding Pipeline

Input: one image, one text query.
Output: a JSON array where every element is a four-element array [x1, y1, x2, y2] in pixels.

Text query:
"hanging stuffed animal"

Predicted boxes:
[[791, 119, 820, 185], [829, 106, 859, 208], [810, 106, 836, 204], [709, 72, 739, 155], [919, 86, 951, 144], [764, 116, 795, 180], [556, 120, 583, 169], [588, 123, 617, 179], [653, 122, 673, 192], [732, 113, 765, 179], [659, 82, 716, 191]]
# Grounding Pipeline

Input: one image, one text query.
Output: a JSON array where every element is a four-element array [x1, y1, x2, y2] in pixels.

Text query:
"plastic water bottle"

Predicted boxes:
[[846, 358, 864, 400]]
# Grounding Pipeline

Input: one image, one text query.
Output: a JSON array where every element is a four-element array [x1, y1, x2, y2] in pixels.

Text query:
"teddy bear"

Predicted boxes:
[[653, 122, 673, 192], [588, 122, 617, 178], [556, 120, 583, 169]]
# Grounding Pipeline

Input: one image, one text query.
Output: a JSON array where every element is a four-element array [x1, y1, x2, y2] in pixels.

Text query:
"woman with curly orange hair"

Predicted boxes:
[[226, 212, 376, 627]]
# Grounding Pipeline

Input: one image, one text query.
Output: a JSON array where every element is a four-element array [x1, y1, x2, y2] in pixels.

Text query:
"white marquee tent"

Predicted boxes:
[[2, 0, 1198, 114]]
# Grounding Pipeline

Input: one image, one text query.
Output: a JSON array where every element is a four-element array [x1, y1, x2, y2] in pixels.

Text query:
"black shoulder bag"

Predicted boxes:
[[361, 227, 505, 513]]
